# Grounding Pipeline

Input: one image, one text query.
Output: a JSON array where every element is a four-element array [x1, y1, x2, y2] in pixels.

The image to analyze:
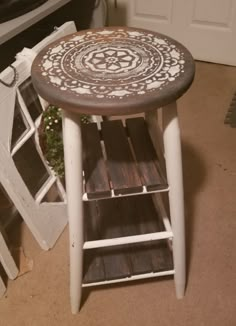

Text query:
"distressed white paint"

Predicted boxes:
[[42, 59, 53, 70], [0, 227, 18, 298], [84, 231, 173, 249], [0, 276, 6, 298], [62, 110, 84, 314], [82, 184, 169, 201], [63, 102, 186, 313], [82, 270, 175, 287], [0, 231, 18, 280], [0, 22, 77, 250], [162, 102, 186, 298]]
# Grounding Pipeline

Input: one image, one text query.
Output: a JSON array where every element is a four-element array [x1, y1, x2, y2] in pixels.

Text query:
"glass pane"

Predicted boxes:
[[11, 95, 30, 149], [41, 182, 64, 203], [13, 137, 49, 197], [19, 77, 42, 120]]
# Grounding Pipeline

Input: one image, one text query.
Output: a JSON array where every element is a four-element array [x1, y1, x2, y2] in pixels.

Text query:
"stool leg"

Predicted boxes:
[[62, 110, 84, 314], [162, 102, 186, 299]]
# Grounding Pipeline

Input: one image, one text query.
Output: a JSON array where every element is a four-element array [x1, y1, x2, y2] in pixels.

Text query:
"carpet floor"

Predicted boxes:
[[0, 61, 236, 326]]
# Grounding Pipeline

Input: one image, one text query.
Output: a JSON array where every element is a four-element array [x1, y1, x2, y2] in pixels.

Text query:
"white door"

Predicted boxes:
[[107, 0, 236, 66]]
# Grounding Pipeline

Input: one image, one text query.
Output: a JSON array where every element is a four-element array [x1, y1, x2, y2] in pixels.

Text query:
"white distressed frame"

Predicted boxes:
[[0, 275, 6, 298], [0, 230, 18, 298], [0, 22, 77, 250]]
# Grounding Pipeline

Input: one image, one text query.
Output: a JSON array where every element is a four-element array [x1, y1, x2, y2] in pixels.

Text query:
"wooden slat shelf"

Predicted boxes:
[[83, 195, 173, 285], [83, 242, 173, 285], [82, 117, 168, 200]]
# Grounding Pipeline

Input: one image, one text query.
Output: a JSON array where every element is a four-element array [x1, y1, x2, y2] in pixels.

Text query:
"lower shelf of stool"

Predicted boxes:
[[82, 193, 173, 286], [83, 241, 174, 286]]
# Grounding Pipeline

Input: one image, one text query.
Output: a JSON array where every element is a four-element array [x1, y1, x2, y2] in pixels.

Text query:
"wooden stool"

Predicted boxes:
[[31, 26, 195, 314]]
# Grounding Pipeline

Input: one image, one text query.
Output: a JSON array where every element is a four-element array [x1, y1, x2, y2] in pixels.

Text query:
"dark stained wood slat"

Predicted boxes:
[[135, 196, 173, 272], [129, 195, 162, 275], [126, 118, 167, 191], [150, 242, 173, 272], [99, 246, 131, 281], [83, 250, 106, 284], [83, 201, 105, 283], [97, 199, 131, 280], [101, 120, 143, 195], [82, 123, 111, 199], [84, 201, 100, 242], [83, 196, 173, 284], [119, 196, 139, 237], [120, 197, 153, 275], [135, 195, 165, 234]]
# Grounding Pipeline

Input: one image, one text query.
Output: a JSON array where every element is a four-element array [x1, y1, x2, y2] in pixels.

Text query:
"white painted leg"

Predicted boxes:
[[0, 275, 6, 298], [62, 110, 83, 314], [162, 102, 186, 299]]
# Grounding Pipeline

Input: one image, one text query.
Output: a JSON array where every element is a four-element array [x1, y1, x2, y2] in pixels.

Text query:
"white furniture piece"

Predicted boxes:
[[0, 22, 77, 250], [0, 228, 18, 298], [32, 26, 195, 313], [0, 276, 5, 298], [0, 0, 72, 45]]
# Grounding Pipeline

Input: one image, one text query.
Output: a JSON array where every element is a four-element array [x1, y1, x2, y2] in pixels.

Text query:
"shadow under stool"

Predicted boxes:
[[31, 26, 195, 314]]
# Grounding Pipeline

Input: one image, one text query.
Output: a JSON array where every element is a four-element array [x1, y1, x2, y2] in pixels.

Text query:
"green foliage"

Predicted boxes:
[[41, 105, 90, 178]]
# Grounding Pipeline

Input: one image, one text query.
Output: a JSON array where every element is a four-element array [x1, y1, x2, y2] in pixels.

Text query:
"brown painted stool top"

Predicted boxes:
[[31, 26, 195, 116]]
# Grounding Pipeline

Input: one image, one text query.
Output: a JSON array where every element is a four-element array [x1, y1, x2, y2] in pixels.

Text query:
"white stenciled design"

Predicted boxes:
[[39, 29, 187, 99], [84, 47, 140, 74]]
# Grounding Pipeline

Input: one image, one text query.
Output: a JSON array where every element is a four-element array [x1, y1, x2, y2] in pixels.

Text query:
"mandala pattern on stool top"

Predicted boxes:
[[39, 29, 186, 99]]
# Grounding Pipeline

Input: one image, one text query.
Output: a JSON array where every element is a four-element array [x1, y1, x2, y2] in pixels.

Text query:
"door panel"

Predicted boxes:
[[107, 0, 236, 66], [182, 0, 236, 65], [128, 0, 178, 36], [134, 0, 173, 23], [191, 0, 232, 27]]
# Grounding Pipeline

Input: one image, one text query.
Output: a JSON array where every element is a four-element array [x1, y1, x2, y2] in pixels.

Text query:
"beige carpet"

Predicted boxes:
[[0, 61, 236, 326]]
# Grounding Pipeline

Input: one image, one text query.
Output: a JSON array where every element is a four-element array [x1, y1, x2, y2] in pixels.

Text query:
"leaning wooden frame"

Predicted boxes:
[[0, 228, 18, 298], [0, 22, 78, 250]]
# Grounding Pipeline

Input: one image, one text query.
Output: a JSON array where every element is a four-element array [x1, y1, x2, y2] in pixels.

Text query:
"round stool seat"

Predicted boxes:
[[32, 26, 195, 116]]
